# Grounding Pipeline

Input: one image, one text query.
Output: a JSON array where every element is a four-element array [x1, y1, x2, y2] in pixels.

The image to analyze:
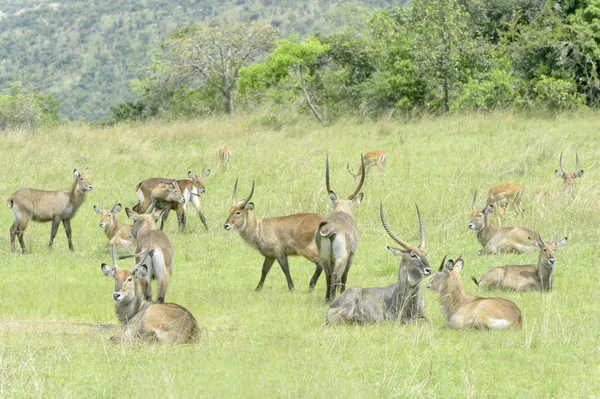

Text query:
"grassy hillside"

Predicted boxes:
[[1, 111, 599, 396], [0, 0, 400, 122]]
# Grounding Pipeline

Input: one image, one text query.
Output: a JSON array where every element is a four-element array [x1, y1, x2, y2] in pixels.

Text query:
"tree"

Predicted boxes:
[[0, 82, 60, 132]]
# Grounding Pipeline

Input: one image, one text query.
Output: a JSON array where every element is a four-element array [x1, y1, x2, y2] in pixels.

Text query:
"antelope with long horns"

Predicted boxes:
[[473, 233, 567, 292], [347, 150, 386, 182], [224, 179, 323, 291], [555, 152, 583, 194], [316, 154, 365, 302], [8, 168, 93, 253], [101, 245, 199, 343], [93, 202, 134, 251], [427, 256, 522, 329], [326, 202, 431, 324]]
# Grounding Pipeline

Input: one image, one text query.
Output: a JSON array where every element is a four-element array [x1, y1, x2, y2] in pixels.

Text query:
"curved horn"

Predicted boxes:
[[238, 180, 255, 208], [559, 151, 565, 174], [347, 154, 365, 200], [111, 243, 119, 270], [574, 152, 579, 173], [380, 201, 414, 251], [231, 178, 239, 205], [326, 154, 331, 194], [438, 254, 448, 272], [132, 245, 152, 271], [483, 194, 491, 210], [416, 204, 425, 249], [537, 232, 545, 246], [472, 191, 477, 210], [346, 161, 356, 178]]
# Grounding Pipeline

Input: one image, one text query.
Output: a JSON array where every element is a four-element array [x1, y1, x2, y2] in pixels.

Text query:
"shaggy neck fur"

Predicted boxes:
[[439, 273, 473, 318]]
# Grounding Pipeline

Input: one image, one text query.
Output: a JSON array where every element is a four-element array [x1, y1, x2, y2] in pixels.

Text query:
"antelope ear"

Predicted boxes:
[[386, 246, 404, 257], [556, 237, 568, 249], [203, 169, 211, 178], [246, 202, 255, 211], [134, 265, 148, 278], [453, 259, 464, 272], [84, 167, 88, 173], [575, 170, 584, 178], [153, 210, 164, 221], [125, 208, 139, 221], [112, 203, 122, 214], [329, 191, 337, 207], [555, 170, 563, 178], [484, 205, 494, 215], [74, 169, 80, 178], [352, 192, 364, 206], [101, 264, 115, 278], [188, 171, 195, 180], [93, 205, 103, 214], [528, 237, 540, 247]]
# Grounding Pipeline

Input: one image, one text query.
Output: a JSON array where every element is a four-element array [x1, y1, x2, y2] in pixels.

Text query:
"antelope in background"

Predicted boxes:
[[487, 183, 524, 222], [219, 146, 232, 170], [8, 168, 93, 253], [347, 150, 386, 182], [326, 202, 431, 324], [555, 152, 583, 194], [468, 192, 537, 254], [224, 179, 323, 291], [316, 154, 365, 302], [123, 208, 174, 303], [426, 256, 522, 329], [101, 245, 199, 343], [473, 233, 567, 291], [93, 202, 134, 251]]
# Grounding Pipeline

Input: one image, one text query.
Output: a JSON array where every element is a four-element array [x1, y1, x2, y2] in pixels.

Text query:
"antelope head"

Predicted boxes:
[[125, 208, 163, 238], [380, 201, 431, 285], [468, 191, 493, 232], [74, 168, 93, 192], [101, 245, 151, 302], [528, 233, 567, 269], [326, 154, 365, 215], [188, 170, 210, 195], [426, 255, 463, 293], [555, 152, 583, 193], [224, 179, 255, 231], [161, 180, 185, 204], [94, 203, 122, 231]]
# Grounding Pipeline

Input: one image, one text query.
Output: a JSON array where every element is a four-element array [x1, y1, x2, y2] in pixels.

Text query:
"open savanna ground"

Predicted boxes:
[[0, 111, 599, 397]]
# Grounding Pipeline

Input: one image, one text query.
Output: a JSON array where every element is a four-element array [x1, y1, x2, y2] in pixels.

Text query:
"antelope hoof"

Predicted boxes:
[[255, 285, 263, 292]]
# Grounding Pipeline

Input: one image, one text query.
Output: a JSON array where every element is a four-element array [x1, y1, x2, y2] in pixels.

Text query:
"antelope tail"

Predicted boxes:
[[471, 277, 480, 287], [318, 221, 334, 237]]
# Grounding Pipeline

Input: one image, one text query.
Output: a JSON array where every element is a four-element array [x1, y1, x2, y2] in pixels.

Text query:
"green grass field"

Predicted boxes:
[[1, 111, 599, 397]]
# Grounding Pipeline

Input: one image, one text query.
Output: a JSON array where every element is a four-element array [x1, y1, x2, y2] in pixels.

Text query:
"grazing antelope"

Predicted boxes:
[[135, 171, 210, 231], [101, 245, 199, 343], [219, 146, 232, 170], [347, 150, 386, 181], [487, 183, 524, 222], [316, 154, 365, 302], [427, 256, 522, 330], [468, 192, 537, 255], [555, 152, 583, 194], [8, 168, 93, 253], [473, 233, 567, 292], [93, 203, 134, 251], [224, 180, 323, 291], [326, 202, 431, 324], [123, 208, 174, 303]]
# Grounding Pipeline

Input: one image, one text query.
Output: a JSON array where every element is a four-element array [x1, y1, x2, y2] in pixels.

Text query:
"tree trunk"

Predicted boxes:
[[298, 68, 324, 124]]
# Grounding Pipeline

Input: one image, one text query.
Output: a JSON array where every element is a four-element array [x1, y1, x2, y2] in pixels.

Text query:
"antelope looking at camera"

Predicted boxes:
[[347, 150, 386, 182], [427, 256, 522, 329], [93, 203, 134, 251], [326, 202, 431, 324], [219, 146, 232, 170], [468, 192, 537, 255], [316, 154, 365, 302], [101, 245, 199, 343], [224, 180, 323, 291], [487, 183, 524, 222], [555, 152, 583, 194], [473, 233, 567, 292], [123, 207, 174, 303], [8, 168, 93, 253]]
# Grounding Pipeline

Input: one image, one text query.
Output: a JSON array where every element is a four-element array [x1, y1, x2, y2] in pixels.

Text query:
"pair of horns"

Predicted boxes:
[[326, 154, 365, 200], [559, 151, 579, 174], [472, 191, 491, 211], [231, 178, 255, 208], [536, 232, 558, 246], [438, 254, 464, 272], [380, 201, 426, 251]]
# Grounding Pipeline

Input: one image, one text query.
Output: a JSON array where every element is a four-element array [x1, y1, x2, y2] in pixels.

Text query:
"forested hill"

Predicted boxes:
[[0, 0, 401, 121]]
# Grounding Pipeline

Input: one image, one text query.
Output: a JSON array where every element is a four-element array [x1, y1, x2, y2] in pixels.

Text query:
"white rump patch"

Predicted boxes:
[[488, 318, 511, 329]]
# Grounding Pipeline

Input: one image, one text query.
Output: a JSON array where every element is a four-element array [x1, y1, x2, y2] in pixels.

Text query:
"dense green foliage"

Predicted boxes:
[[0, 82, 60, 132]]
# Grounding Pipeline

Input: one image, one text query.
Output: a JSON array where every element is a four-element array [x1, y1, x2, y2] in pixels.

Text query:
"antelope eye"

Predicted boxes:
[[126, 277, 133, 283], [235, 211, 242, 216], [543, 248, 547, 252], [411, 253, 418, 259], [477, 214, 482, 218]]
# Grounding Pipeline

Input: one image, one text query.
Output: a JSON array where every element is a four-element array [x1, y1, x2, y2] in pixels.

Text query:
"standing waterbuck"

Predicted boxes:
[[468, 192, 537, 255], [224, 179, 323, 291], [316, 154, 365, 302], [93, 202, 134, 251], [326, 202, 431, 324], [487, 183, 524, 222], [101, 245, 199, 343], [347, 150, 386, 182], [555, 152, 583, 194], [219, 146, 232, 170], [123, 207, 174, 303], [8, 168, 93, 253], [473, 233, 567, 292], [427, 256, 522, 329]]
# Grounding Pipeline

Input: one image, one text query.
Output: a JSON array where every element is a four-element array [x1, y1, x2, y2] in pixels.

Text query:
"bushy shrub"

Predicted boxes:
[[533, 76, 585, 110]]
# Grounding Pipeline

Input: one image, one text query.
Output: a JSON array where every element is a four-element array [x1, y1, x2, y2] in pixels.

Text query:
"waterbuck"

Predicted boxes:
[[133, 178, 186, 230], [347, 150, 386, 182], [101, 245, 199, 343], [8, 168, 93, 253], [473, 233, 567, 292], [123, 208, 174, 303], [555, 152, 583, 194], [468, 192, 537, 255], [427, 256, 522, 330], [219, 146, 231, 170], [487, 183, 524, 222], [316, 154, 365, 302], [93, 202, 134, 251], [326, 202, 431, 324], [224, 179, 323, 291]]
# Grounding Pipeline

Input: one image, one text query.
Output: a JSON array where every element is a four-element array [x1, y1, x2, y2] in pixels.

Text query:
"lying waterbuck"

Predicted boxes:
[[133, 178, 185, 230], [473, 233, 567, 292], [487, 183, 524, 222], [93, 202, 134, 251], [224, 179, 323, 291], [134, 171, 209, 231], [468, 192, 537, 255], [347, 150, 386, 182], [123, 208, 174, 303], [8, 168, 93, 253], [101, 245, 199, 343], [316, 154, 365, 302], [555, 152, 583, 194], [326, 202, 431, 324], [427, 256, 522, 329]]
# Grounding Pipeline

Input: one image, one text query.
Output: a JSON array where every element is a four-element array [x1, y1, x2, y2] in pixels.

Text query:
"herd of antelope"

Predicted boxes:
[[6, 149, 584, 342]]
